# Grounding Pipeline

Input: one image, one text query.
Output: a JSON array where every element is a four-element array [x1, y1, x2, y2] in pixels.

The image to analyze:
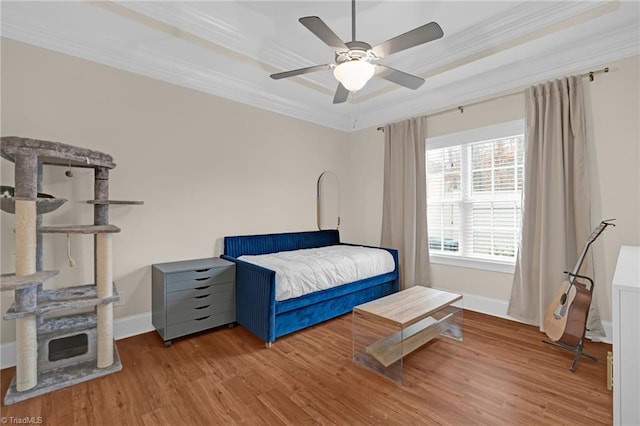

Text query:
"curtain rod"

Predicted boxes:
[[376, 66, 610, 131]]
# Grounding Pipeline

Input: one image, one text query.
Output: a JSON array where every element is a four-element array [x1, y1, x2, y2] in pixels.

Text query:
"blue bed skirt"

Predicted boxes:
[[221, 230, 399, 345]]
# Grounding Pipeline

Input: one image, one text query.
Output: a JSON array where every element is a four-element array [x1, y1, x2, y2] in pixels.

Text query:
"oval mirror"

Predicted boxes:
[[317, 171, 340, 230]]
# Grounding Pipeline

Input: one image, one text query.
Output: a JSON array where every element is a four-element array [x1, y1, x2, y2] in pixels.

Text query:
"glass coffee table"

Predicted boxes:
[[352, 286, 463, 384]]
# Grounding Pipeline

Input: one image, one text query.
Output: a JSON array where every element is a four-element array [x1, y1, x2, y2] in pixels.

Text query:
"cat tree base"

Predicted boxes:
[[3, 343, 122, 405]]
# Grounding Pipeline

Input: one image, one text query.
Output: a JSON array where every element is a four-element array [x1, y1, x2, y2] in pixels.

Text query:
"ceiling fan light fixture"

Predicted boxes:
[[333, 60, 375, 92]]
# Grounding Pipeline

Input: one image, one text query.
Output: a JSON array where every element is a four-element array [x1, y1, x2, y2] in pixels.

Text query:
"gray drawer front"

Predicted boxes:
[[167, 277, 235, 293], [166, 311, 235, 339], [167, 282, 234, 303], [167, 291, 234, 324], [166, 266, 234, 285], [166, 274, 234, 293]]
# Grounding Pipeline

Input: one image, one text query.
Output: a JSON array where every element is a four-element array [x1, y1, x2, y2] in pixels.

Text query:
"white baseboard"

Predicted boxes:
[[590, 320, 612, 345], [113, 311, 154, 341], [435, 288, 613, 344], [437, 287, 523, 323], [1, 342, 16, 370], [1, 312, 153, 369]]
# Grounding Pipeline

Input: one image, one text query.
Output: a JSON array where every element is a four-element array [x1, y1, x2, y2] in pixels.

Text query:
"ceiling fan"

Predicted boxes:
[[270, 0, 444, 104]]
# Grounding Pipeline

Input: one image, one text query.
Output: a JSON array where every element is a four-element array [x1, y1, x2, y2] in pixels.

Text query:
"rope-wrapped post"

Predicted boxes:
[[96, 233, 113, 367], [94, 167, 113, 368], [14, 153, 38, 391]]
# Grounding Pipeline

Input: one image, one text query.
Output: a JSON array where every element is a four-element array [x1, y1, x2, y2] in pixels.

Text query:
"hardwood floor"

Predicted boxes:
[[1, 310, 612, 425]]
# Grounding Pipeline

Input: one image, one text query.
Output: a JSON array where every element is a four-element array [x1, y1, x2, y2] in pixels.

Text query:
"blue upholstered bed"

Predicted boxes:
[[221, 230, 399, 346]]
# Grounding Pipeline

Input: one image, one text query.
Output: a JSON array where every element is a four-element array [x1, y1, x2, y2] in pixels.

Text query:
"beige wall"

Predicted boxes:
[[340, 126, 386, 247], [347, 55, 640, 323], [585, 55, 640, 321], [0, 39, 349, 343]]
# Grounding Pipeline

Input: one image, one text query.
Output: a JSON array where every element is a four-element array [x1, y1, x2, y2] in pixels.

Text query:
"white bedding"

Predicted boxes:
[[239, 245, 395, 301]]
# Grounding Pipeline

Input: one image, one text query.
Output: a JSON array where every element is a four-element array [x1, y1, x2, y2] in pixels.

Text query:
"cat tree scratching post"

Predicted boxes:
[[95, 167, 113, 368], [14, 153, 38, 391], [1, 137, 142, 404]]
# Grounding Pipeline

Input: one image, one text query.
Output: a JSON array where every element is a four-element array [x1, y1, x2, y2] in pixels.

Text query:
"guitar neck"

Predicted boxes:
[[568, 220, 614, 281], [569, 244, 592, 282]]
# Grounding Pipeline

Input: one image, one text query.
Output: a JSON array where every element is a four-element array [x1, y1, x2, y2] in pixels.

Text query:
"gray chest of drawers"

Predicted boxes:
[[152, 257, 235, 346]]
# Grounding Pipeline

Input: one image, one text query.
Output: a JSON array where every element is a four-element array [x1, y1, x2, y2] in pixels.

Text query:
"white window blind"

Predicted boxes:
[[427, 122, 524, 265]]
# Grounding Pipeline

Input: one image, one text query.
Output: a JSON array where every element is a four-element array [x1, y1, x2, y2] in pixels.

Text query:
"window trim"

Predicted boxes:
[[426, 119, 524, 273], [430, 253, 516, 274]]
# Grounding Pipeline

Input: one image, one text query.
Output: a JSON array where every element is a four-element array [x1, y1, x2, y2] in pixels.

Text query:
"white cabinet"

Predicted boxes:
[[612, 245, 640, 426]]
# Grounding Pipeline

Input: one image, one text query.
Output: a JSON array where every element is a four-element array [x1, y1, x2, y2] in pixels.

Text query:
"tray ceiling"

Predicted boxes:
[[2, 1, 639, 131]]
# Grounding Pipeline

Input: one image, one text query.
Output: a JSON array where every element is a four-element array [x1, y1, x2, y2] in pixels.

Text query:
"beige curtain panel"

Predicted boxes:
[[508, 75, 603, 336], [381, 116, 430, 290]]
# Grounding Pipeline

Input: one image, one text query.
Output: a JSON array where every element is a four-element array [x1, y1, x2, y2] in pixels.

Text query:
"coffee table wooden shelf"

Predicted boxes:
[[352, 286, 463, 384]]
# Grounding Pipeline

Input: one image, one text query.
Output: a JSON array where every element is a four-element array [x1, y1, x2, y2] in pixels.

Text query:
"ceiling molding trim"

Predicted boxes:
[[356, 1, 619, 101], [103, 1, 344, 95], [2, 1, 637, 133], [113, 1, 330, 85], [0, 24, 349, 132], [352, 23, 639, 131]]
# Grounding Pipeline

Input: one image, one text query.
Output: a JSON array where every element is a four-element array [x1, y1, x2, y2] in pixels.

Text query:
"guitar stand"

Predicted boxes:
[[542, 338, 597, 372], [544, 272, 597, 372]]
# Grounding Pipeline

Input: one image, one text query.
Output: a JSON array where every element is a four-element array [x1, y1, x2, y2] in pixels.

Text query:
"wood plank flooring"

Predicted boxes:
[[1, 310, 612, 425]]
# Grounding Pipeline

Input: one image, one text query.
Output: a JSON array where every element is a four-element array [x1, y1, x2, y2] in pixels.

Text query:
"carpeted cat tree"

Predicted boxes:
[[0, 137, 142, 404]]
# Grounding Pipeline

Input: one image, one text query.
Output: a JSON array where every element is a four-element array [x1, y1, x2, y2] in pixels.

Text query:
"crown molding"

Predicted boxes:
[[0, 3, 352, 131], [112, 1, 616, 98], [1, 1, 637, 132], [353, 21, 640, 131], [354, 1, 619, 103], [114, 1, 338, 89]]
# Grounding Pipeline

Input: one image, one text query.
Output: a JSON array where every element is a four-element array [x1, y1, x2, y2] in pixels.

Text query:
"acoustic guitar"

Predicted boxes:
[[543, 219, 615, 347]]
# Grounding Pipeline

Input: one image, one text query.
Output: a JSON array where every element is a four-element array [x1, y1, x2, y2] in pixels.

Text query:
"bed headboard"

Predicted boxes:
[[223, 230, 340, 257]]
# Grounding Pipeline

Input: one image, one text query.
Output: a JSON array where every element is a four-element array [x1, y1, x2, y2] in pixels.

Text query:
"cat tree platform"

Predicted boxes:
[[3, 283, 120, 319], [0, 271, 59, 291]]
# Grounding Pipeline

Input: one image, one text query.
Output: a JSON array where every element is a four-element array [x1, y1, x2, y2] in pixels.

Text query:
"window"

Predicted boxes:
[[426, 121, 524, 271]]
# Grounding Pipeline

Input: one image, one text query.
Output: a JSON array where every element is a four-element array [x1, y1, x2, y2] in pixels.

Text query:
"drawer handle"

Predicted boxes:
[[195, 277, 210, 281], [194, 285, 211, 290], [195, 305, 210, 310], [194, 295, 209, 299], [195, 268, 211, 273], [195, 316, 211, 321]]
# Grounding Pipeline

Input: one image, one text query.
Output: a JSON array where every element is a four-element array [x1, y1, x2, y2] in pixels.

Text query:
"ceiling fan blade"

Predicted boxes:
[[333, 83, 349, 104], [375, 65, 425, 90], [270, 64, 332, 80], [299, 16, 348, 51], [371, 22, 443, 58]]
